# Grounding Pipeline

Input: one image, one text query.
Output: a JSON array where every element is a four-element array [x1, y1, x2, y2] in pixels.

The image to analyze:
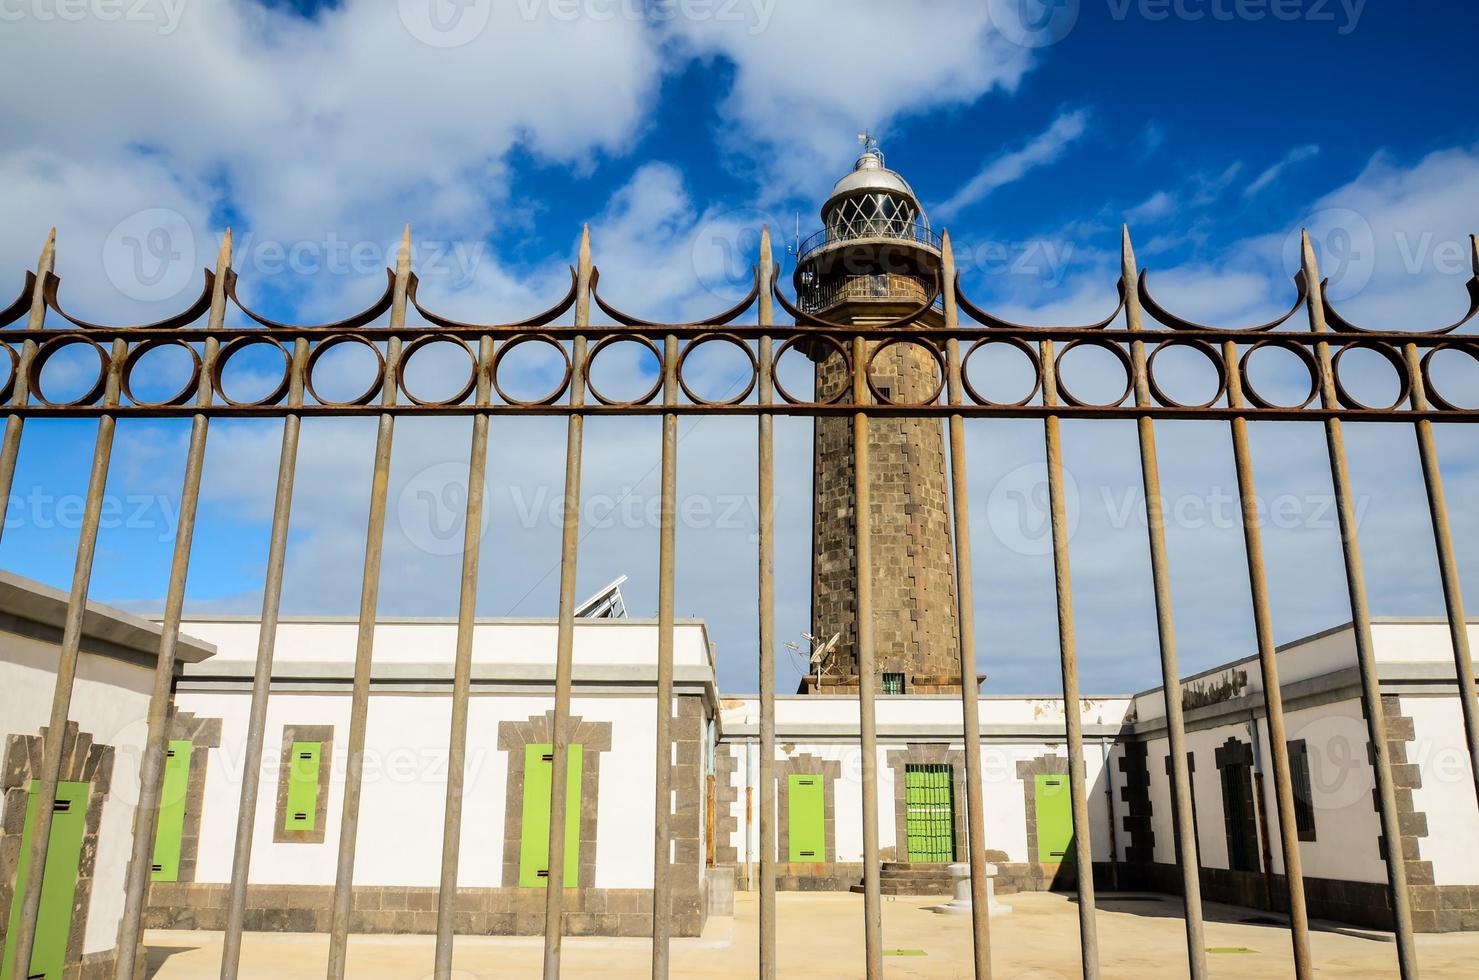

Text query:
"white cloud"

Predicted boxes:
[[1244, 144, 1321, 198], [1124, 190, 1177, 225], [934, 109, 1090, 222], [663, 0, 1036, 200]]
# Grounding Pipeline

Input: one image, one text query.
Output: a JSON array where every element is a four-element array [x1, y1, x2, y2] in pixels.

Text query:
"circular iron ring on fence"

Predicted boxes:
[[0, 343, 20, 404], [1419, 342, 1479, 412], [676, 333, 758, 407], [29, 335, 110, 408], [961, 336, 1042, 408], [1053, 338, 1134, 409], [122, 338, 203, 408], [1237, 339, 1320, 411], [212, 336, 293, 408], [1331, 340, 1411, 412], [397, 334, 478, 408], [1146, 338, 1228, 410], [772, 334, 851, 406], [865, 337, 945, 407], [304, 334, 386, 408], [585, 335, 664, 408], [490, 334, 572, 408]]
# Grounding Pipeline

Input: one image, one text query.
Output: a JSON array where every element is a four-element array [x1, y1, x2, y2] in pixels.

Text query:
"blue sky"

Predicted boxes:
[[2, 0, 1478, 695]]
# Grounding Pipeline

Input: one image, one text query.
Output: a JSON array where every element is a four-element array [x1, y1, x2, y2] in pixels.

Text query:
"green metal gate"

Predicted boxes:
[[904, 764, 954, 863]]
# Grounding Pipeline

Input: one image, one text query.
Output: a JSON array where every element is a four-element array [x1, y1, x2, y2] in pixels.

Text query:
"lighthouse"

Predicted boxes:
[[797, 137, 963, 695]]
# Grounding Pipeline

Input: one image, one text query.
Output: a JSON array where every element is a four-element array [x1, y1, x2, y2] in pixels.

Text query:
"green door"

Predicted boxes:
[[151, 740, 193, 881], [1035, 774, 1074, 862], [518, 744, 582, 887], [3, 780, 90, 980], [284, 741, 322, 831], [904, 765, 954, 863], [788, 774, 825, 862]]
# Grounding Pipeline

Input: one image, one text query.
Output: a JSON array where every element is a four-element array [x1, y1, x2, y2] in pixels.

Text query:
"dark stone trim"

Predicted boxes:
[[497, 712, 612, 891], [712, 743, 740, 868], [0, 722, 115, 974], [274, 724, 334, 844], [670, 697, 708, 896], [773, 753, 841, 864], [163, 710, 221, 883], [1117, 741, 1155, 863], [1375, 695, 1470, 931], [146, 881, 706, 937], [885, 744, 965, 863]]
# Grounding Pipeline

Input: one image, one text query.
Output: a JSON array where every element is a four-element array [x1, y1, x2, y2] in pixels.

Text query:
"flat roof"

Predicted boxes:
[[0, 570, 215, 664]]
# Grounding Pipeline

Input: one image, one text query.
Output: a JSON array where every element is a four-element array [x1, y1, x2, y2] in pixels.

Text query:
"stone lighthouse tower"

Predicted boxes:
[[797, 138, 962, 695]]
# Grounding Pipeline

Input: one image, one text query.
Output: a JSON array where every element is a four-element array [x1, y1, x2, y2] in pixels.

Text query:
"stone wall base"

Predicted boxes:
[[147, 882, 707, 938], [1111, 862, 1479, 933], [728, 860, 1114, 895]]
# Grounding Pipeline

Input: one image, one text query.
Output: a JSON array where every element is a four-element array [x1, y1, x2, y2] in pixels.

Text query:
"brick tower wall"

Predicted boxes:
[[809, 321, 961, 693]]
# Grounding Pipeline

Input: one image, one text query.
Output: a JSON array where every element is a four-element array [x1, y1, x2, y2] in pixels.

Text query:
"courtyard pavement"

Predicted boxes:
[[144, 890, 1479, 977]]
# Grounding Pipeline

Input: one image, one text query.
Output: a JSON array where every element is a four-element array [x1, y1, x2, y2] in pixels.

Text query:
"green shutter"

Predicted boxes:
[[151, 740, 193, 881], [1035, 774, 1074, 863], [788, 774, 826, 862], [2, 780, 89, 980], [518, 743, 582, 888], [285, 741, 321, 831], [904, 765, 955, 863]]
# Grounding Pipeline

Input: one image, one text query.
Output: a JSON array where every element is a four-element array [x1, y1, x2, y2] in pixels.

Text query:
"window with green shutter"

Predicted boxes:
[[151, 739, 193, 881], [2, 780, 89, 980], [518, 743, 582, 888], [285, 741, 322, 831]]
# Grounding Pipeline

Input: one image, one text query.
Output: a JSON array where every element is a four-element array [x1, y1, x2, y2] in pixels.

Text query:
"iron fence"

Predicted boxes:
[[0, 220, 1476, 980]]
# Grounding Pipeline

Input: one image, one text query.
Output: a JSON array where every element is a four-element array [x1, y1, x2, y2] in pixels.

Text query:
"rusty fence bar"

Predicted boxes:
[[1119, 228, 1211, 980], [1222, 335, 1316, 976], [325, 229, 412, 979], [1039, 338, 1101, 980], [940, 232, 993, 980], [1301, 232, 1419, 978], [538, 226, 592, 979], [219, 336, 308, 980], [431, 332, 496, 978], [651, 331, 680, 979], [113, 233, 231, 980], [1403, 338, 1479, 810], [8, 333, 125, 980], [755, 227, 779, 980], [851, 335, 884, 979]]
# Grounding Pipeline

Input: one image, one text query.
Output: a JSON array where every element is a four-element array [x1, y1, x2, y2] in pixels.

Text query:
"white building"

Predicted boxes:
[[0, 571, 215, 979], [3, 568, 1476, 974]]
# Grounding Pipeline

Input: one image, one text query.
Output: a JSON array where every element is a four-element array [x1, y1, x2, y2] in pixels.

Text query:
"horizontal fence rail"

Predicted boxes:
[[0, 224, 1474, 980]]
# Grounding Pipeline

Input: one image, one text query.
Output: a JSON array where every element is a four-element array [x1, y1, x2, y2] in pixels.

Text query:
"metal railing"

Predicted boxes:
[[796, 217, 942, 262], [0, 220, 1475, 980]]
